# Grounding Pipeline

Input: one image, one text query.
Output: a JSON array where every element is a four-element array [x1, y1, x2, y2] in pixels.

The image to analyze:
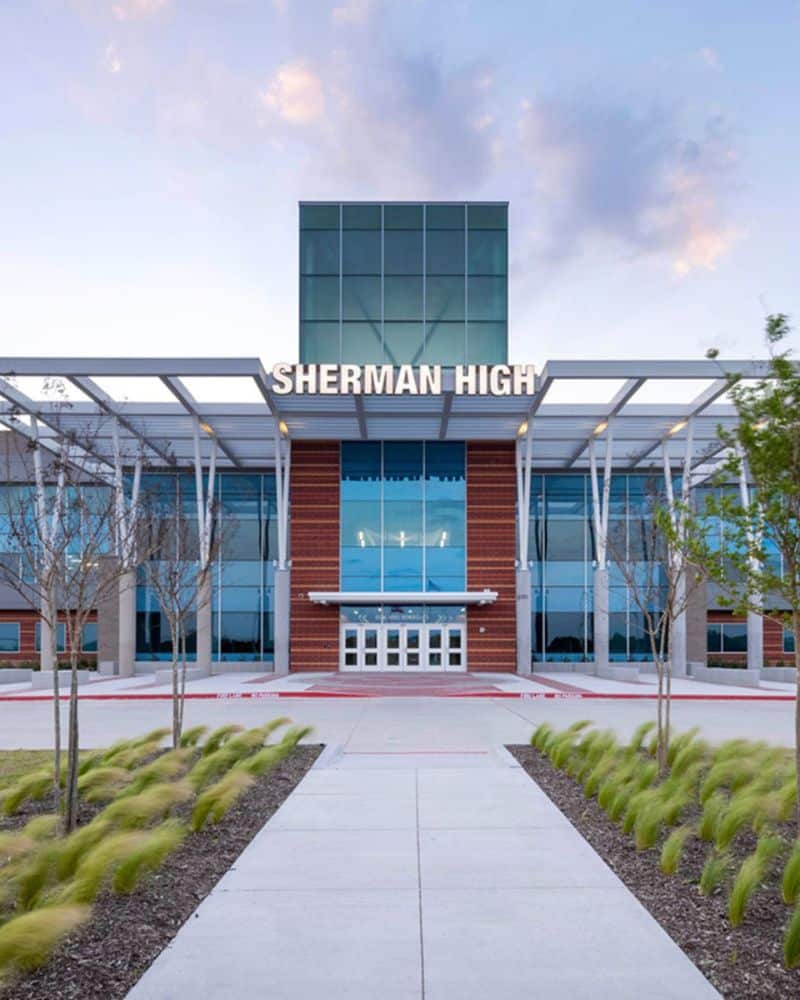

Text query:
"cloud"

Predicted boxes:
[[112, 0, 168, 19], [103, 42, 122, 73], [260, 60, 326, 125], [698, 47, 722, 72], [519, 98, 741, 273], [332, 0, 373, 24]]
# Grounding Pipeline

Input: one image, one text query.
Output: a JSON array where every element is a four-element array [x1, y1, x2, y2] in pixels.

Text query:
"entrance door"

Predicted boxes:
[[340, 623, 466, 672], [341, 625, 379, 671], [426, 625, 465, 672]]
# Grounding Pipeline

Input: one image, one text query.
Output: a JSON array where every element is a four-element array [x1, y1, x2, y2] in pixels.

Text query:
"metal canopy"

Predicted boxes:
[[308, 590, 499, 605], [0, 357, 773, 476]]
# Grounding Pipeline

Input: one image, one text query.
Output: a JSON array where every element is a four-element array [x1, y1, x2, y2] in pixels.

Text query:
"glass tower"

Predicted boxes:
[[299, 202, 508, 366]]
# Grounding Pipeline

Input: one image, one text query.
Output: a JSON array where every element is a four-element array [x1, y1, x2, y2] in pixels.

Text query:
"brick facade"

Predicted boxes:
[[465, 441, 517, 672], [0, 608, 97, 665], [289, 442, 341, 672]]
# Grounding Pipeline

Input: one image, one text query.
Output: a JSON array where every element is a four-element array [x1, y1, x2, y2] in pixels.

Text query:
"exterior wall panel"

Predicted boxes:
[[290, 441, 340, 672], [466, 441, 516, 672], [0, 609, 97, 665]]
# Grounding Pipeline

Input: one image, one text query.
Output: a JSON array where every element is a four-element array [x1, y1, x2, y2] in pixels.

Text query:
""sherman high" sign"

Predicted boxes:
[[271, 364, 535, 397]]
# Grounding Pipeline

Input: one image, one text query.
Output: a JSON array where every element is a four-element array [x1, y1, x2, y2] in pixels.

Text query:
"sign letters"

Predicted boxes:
[[271, 364, 536, 397]]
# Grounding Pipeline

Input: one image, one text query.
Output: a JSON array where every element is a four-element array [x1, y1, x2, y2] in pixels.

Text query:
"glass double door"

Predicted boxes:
[[341, 623, 465, 672]]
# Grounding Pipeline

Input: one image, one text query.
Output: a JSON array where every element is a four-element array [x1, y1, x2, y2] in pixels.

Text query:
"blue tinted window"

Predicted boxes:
[[301, 276, 339, 321], [341, 501, 381, 548], [343, 203, 381, 229], [82, 622, 98, 652], [425, 322, 465, 365], [342, 323, 383, 363], [384, 547, 423, 590], [300, 323, 339, 363], [468, 276, 506, 321], [468, 230, 506, 275], [343, 231, 381, 275], [300, 203, 339, 229], [342, 276, 380, 320], [426, 230, 465, 275], [426, 546, 465, 581], [467, 323, 506, 364], [340, 442, 466, 593], [384, 323, 425, 365], [384, 276, 423, 321], [427, 276, 465, 321], [426, 204, 464, 229], [384, 204, 423, 228], [384, 230, 422, 275], [384, 501, 423, 545], [341, 443, 381, 500], [383, 443, 423, 500], [467, 204, 507, 229], [301, 230, 339, 274]]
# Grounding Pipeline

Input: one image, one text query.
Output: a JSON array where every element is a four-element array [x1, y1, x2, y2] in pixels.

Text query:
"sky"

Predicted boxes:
[[1, 0, 799, 370]]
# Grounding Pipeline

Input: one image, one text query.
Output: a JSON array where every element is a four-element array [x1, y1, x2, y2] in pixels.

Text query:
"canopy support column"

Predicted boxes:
[[589, 420, 614, 673], [193, 418, 217, 677], [516, 425, 533, 674], [737, 451, 763, 675], [273, 429, 291, 674]]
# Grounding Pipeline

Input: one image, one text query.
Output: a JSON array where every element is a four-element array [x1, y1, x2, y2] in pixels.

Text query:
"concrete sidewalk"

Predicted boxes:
[[127, 745, 719, 1000]]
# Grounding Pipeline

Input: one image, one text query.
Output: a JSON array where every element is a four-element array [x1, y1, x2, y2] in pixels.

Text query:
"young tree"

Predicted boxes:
[[606, 478, 707, 774], [695, 314, 800, 825], [0, 417, 150, 831], [0, 428, 71, 807], [59, 476, 137, 830], [138, 483, 220, 748]]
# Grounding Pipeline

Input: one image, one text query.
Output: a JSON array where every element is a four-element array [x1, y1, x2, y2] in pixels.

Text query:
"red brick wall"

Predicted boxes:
[[708, 610, 792, 666], [765, 617, 790, 665], [0, 609, 97, 665], [466, 441, 517, 672], [289, 442, 340, 672]]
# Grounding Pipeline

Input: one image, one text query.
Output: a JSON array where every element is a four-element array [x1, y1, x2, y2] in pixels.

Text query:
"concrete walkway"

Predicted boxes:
[[127, 744, 719, 999]]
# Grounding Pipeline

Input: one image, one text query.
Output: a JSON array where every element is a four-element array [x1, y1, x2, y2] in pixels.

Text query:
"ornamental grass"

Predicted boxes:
[[532, 720, 800, 968], [782, 841, 800, 905], [1, 771, 54, 816], [0, 715, 310, 982], [191, 771, 254, 832], [660, 825, 694, 875], [728, 835, 782, 927], [0, 905, 89, 978]]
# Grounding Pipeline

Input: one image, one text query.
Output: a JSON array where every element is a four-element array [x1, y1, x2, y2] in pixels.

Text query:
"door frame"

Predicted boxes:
[[339, 622, 467, 672]]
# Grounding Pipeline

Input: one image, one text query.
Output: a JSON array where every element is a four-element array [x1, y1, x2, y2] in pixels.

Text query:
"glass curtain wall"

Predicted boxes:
[[300, 203, 507, 366], [528, 474, 669, 663], [136, 473, 277, 662], [341, 441, 466, 593]]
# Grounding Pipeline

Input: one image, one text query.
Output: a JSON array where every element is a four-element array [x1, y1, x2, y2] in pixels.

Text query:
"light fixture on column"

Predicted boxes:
[[358, 530, 365, 548], [668, 419, 688, 436], [593, 420, 608, 435], [439, 530, 448, 548], [400, 530, 406, 548]]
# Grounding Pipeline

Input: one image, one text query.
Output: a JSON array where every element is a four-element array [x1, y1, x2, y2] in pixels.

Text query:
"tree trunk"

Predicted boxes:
[[794, 609, 800, 834], [64, 645, 80, 833], [49, 594, 62, 814], [178, 624, 187, 740], [168, 609, 180, 749], [656, 660, 665, 774]]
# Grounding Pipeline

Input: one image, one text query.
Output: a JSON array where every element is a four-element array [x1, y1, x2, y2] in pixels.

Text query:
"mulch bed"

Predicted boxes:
[[508, 744, 800, 1000], [6, 744, 322, 1000]]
